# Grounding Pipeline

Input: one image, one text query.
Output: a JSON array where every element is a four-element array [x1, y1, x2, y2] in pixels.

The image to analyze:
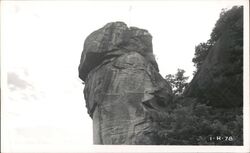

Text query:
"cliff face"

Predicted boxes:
[[184, 7, 243, 108], [78, 7, 243, 144], [79, 22, 172, 144]]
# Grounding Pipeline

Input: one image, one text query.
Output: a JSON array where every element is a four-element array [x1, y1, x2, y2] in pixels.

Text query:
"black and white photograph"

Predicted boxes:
[[1, 0, 249, 152]]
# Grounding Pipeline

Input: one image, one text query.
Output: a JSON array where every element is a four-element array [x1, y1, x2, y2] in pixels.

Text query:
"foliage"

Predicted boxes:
[[152, 97, 243, 145], [192, 6, 243, 74], [211, 6, 243, 41], [153, 6, 243, 145], [192, 39, 214, 71], [165, 69, 189, 95]]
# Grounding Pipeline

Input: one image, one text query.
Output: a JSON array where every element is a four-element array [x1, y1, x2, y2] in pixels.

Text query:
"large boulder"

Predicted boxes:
[[79, 22, 158, 82], [79, 22, 172, 144]]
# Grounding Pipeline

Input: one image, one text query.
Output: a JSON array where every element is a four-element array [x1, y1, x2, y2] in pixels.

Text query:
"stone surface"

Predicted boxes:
[[79, 22, 172, 144], [184, 12, 243, 108]]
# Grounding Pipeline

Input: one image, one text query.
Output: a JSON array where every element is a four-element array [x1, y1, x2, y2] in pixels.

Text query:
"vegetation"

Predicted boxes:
[[156, 6, 243, 145], [192, 6, 243, 73], [192, 40, 214, 72], [165, 69, 189, 95], [153, 97, 243, 145]]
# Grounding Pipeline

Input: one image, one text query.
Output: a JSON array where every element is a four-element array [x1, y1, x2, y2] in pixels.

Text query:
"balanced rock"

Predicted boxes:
[[79, 22, 172, 144]]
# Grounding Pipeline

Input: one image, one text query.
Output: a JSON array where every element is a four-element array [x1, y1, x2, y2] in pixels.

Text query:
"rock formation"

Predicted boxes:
[[79, 22, 172, 144], [78, 7, 243, 144]]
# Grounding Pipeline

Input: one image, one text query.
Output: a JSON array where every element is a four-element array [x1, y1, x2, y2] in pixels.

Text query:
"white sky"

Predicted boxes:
[[1, 0, 248, 152]]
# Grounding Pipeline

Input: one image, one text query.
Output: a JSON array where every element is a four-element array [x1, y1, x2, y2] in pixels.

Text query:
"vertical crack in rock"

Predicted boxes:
[[79, 22, 172, 144]]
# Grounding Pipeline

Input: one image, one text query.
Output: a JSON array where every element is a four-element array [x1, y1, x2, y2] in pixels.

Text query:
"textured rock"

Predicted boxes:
[[79, 22, 172, 144], [184, 11, 243, 107]]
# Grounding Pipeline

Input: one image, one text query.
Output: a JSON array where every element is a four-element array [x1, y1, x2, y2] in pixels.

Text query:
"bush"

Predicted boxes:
[[165, 69, 189, 95], [152, 98, 243, 145]]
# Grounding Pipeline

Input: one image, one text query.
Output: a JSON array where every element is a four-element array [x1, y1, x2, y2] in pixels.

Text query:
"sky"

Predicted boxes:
[[1, 0, 248, 152]]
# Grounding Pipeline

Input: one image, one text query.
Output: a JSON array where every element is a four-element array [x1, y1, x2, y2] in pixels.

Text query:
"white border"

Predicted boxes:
[[1, 0, 249, 152]]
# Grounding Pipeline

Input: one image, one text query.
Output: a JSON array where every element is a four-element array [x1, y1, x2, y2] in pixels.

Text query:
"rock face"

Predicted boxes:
[[79, 22, 172, 144], [184, 9, 243, 108]]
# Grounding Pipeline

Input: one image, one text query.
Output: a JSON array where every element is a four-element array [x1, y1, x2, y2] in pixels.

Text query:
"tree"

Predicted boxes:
[[192, 40, 214, 72], [165, 69, 189, 95], [211, 6, 243, 42], [156, 6, 243, 145], [192, 6, 243, 74]]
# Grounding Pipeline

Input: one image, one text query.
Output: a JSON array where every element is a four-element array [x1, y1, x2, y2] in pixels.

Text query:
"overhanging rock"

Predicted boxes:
[[79, 22, 172, 144]]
